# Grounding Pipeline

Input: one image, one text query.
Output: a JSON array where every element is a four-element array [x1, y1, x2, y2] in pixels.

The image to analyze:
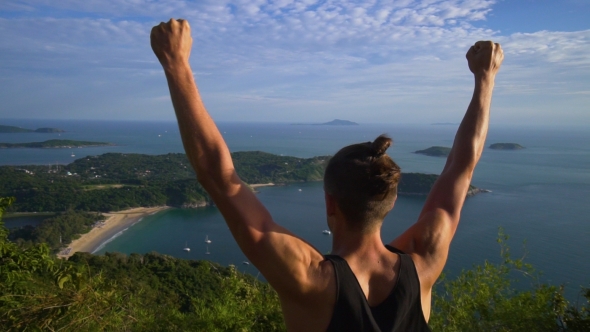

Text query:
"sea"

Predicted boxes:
[[1, 119, 589, 301]]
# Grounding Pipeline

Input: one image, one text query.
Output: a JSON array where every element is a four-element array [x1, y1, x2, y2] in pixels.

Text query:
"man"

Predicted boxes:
[[150, 19, 503, 331]]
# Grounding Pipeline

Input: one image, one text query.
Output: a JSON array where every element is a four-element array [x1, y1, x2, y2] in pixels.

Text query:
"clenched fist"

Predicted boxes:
[[466, 41, 503, 79], [150, 19, 193, 70]]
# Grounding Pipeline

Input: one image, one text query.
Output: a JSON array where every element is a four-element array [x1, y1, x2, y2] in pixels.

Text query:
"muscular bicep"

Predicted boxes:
[[391, 166, 473, 285], [203, 172, 324, 297]]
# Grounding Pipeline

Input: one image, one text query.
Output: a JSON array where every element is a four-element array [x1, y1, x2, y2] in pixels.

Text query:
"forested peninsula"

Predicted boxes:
[[0, 151, 480, 213], [0, 139, 112, 149], [0, 124, 65, 133]]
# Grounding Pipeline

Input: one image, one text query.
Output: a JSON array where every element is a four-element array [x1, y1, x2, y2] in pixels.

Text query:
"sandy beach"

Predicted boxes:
[[57, 206, 170, 259], [249, 182, 275, 188]]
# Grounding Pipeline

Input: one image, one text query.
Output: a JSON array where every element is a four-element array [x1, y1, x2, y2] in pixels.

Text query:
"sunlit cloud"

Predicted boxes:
[[0, 0, 588, 124]]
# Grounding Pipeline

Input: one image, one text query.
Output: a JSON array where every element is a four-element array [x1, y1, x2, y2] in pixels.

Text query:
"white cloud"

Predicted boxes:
[[0, 0, 588, 124]]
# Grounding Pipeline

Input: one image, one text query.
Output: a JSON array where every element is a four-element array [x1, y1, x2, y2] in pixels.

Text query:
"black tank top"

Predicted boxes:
[[324, 245, 431, 332]]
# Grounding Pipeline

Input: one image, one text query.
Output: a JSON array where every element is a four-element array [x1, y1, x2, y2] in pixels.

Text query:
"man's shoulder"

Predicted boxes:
[[279, 258, 336, 332]]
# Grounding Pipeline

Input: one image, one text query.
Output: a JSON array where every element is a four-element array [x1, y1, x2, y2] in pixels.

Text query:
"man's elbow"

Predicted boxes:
[[450, 144, 481, 170], [197, 168, 241, 196]]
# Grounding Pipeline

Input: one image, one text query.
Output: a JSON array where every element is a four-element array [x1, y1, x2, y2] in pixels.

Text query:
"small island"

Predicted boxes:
[[318, 119, 359, 126], [0, 139, 113, 149], [292, 119, 359, 126], [0, 124, 65, 133], [415, 146, 451, 157], [489, 143, 525, 150], [398, 172, 485, 196]]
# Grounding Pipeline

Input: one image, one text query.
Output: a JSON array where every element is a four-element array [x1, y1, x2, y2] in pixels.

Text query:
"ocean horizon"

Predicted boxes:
[[1, 119, 589, 301]]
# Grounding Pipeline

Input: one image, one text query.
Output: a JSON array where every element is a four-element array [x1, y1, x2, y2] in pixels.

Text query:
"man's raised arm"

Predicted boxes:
[[150, 19, 325, 299], [391, 41, 504, 287]]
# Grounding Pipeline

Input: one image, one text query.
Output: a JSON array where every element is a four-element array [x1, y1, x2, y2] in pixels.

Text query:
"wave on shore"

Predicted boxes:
[[91, 217, 143, 254]]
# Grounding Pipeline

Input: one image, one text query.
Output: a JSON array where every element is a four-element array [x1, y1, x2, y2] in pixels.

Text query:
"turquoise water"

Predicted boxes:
[[1, 119, 589, 299]]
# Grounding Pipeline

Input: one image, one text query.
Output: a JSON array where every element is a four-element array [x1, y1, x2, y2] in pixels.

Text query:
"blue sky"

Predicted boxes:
[[0, 0, 588, 125]]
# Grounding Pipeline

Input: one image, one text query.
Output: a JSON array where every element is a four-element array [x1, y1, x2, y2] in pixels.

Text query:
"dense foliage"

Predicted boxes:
[[430, 229, 590, 331], [8, 210, 104, 253], [232, 151, 327, 183], [1, 198, 589, 331], [1, 151, 473, 214], [0, 152, 328, 212], [415, 146, 452, 157], [0, 197, 284, 331]]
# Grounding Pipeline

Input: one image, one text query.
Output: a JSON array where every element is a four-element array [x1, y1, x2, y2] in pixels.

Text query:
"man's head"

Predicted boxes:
[[324, 135, 401, 233]]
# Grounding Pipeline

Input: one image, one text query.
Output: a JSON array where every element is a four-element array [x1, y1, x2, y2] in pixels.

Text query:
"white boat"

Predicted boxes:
[[322, 230, 331, 235], [183, 241, 190, 252], [205, 235, 212, 244], [71, 152, 75, 157], [243, 261, 250, 265]]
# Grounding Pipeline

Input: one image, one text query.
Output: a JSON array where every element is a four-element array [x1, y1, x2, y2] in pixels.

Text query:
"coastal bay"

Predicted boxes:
[[1, 120, 589, 302], [57, 206, 169, 258]]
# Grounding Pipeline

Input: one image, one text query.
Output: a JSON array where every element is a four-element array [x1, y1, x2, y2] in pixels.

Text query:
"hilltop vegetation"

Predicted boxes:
[[8, 210, 105, 253], [0, 151, 477, 213], [0, 152, 328, 213], [1, 198, 588, 331]]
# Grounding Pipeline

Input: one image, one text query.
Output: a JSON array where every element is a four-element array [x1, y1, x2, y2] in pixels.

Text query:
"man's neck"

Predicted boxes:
[[330, 223, 385, 260]]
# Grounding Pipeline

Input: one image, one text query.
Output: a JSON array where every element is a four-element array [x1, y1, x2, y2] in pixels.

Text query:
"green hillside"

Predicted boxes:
[[0, 198, 588, 331], [0, 152, 328, 213]]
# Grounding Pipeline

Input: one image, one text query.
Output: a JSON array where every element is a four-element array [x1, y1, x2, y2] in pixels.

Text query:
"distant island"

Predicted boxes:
[[415, 146, 451, 157], [0, 124, 65, 133], [400, 172, 485, 196], [489, 143, 525, 150], [0, 139, 113, 149], [292, 119, 359, 126]]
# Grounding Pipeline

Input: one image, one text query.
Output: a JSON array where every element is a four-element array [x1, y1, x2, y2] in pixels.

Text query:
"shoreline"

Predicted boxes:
[[57, 206, 170, 259], [249, 182, 275, 188]]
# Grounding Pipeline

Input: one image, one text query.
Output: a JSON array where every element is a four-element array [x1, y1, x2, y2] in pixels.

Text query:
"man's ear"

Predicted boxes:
[[390, 194, 397, 210], [325, 191, 336, 216]]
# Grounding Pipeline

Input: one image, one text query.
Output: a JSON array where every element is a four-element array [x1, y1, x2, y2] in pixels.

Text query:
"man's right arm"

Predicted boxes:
[[150, 19, 326, 302], [391, 41, 504, 288]]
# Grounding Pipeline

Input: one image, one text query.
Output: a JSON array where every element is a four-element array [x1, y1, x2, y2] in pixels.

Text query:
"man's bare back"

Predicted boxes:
[[150, 18, 503, 331]]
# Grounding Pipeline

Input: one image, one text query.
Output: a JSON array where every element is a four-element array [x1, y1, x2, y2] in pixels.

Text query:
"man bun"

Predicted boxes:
[[370, 134, 392, 157]]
